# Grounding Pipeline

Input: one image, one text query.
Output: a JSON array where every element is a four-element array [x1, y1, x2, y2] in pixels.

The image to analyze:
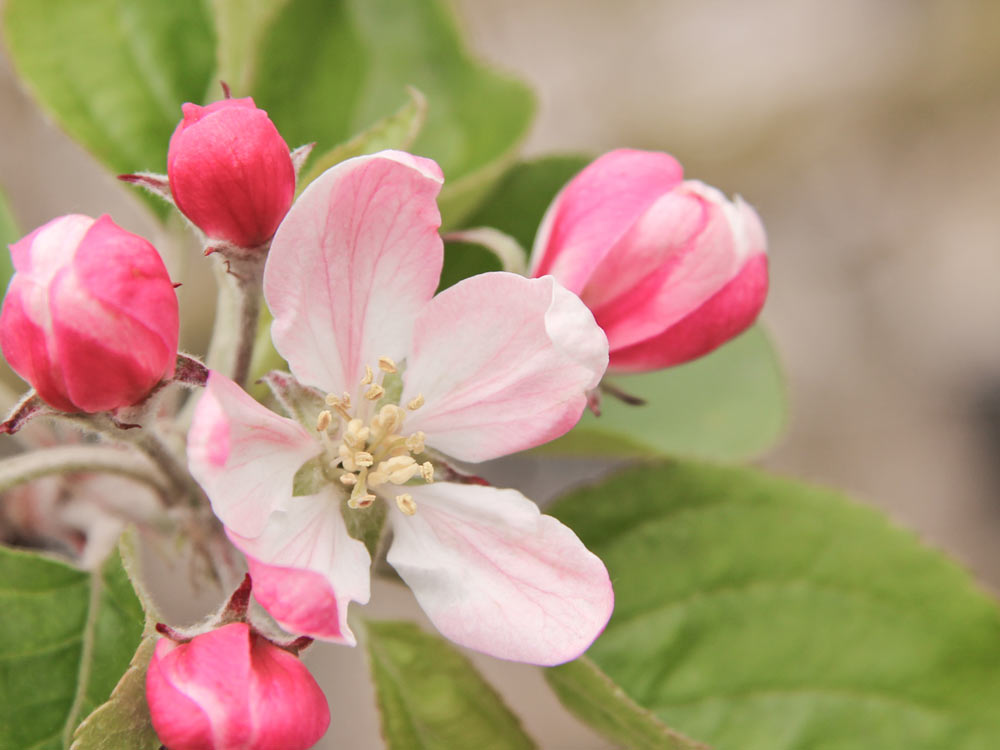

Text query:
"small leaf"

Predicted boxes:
[[542, 326, 786, 461], [0, 544, 144, 750], [253, 0, 535, 227], [545, 656, 706, 750], [551, 461, 1000, 750], [3, 0, 216, 217], [364, 619, 537, 749], [69, 636, 160, 750], [299, 86, 428, 188]]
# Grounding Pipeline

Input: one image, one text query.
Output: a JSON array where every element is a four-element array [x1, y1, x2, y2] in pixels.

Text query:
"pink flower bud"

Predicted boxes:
[[168, 98, 295, 248], [531, 149, 769, 372], [146, 622, 329, 750], [0, 214, 179, 412]]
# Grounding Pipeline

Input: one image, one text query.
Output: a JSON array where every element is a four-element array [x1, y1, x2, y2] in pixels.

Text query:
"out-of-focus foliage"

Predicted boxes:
[[0, 545, 145, 750], [551, 461, 1000, 750]]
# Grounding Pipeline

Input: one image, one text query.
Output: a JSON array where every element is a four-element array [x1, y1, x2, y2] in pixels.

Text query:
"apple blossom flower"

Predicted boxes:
[[188, 151, 614, 666], [168, 97, 295, 249], [0, 214, 179, 412], [530, 148, 769, 372], [146, 622, 329, 750]]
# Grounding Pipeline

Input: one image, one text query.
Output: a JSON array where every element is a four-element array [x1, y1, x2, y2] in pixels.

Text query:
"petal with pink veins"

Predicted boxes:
[[188, 372, 320, 538], [401, 273, 608, 463], [228, 489, 371, 645], [264, 150, 444, 397], [386, 482, 614, 666], [529, 149, 684, 294]]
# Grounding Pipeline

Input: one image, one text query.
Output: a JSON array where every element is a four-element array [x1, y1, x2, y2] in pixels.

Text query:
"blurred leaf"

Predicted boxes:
[[3, 0, 216, 218], [545, 656, 706, 750], [461, 155, 589, 249], [551, 461, 1000, 750], [252, 0, 535, 226], [542, 326, 786, 462], [0, 545, 145, 750], [0, 189, 20, 294], [211, 0, 291, 97], [300, 86, 427, 188], [364, 619, 536, 749], [439, 154, 589, 290]]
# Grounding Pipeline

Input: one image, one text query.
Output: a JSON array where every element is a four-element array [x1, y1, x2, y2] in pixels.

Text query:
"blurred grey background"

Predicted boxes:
[[1, 1, 999, 747]]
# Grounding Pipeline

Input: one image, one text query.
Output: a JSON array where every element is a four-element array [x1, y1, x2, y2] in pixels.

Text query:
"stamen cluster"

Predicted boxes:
[[315, 355, 432, 515]]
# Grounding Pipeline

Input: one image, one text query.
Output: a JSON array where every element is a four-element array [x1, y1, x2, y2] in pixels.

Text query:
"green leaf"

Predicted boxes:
[[545, 656, 706, 750], [0, 545, 145, 750], [364, 619, 537, 749], [211, 0, 291, 97], [438, 154, 589, 289], [252, 0, 535, 226], [550, 461, 1000, 750], [541, 326, 786, 461], [460, 155, 590, 249], [300, 86, 428, 188], [69, 636, 160, 750], [3, 0, 216, 216]]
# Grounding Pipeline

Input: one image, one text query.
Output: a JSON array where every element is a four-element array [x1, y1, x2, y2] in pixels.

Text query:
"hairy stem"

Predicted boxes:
[[0, 444, 170, 500], [204, 252, 267, 389]]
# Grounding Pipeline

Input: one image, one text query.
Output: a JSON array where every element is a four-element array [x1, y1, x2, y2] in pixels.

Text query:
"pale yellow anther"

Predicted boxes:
[[339, 444, 356, 472], [339, 473, 358, 486], [348, 492, 376, 509], [405, 431, 426, 454], [407, 393, 425, 411], [325, 393, 339, 406], [365, 384, 385, 401], [386, 456, 420, 484], [354, 451, 374, 468], [372, 404, 405, 440], [341, 392, 352, 408], [360, 365, 374, 386], [378, 356, 398, 373], [421, 461, 434, 482], [396, 493, 417, 516], [344, 419, 370, 449], [316, 410, 332, 432]]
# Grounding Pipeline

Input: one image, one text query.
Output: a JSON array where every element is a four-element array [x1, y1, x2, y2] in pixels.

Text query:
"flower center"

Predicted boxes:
[[315, 355, 431, 516]]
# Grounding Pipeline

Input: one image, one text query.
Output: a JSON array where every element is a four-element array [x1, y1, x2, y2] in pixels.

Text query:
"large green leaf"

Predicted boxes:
[[545, 656, 706, 750], [364, 619, 536, 749], [3, 0, 217, 215], [0, 545, 145, 750], [542, 326, 786, 461], [252, 0, 535, 226], [550, 461, 1000, 750]]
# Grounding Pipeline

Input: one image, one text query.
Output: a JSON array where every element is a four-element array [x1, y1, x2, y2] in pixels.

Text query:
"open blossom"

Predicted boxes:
[[0, 214, 179, 412], [168, 97, 295, 249], [146, 622, 329, 750], [189, 151, 614, 666], [530, 148, 768, 372]]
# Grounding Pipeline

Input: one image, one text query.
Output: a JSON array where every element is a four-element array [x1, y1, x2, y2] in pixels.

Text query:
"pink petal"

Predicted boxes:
[[147, 623, 254, 749], [246, 632, 331, 749], [386, 482, 614, 666], [264, 150, 444, 397], [610, 251, 769, 371], [529, 149, 684, 294], [583, 182, 746, 352], [0, 277, 73, 411], [188, 372, 320, 538], [227, 489, 371, 645], [401, 273, 608, 463]]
